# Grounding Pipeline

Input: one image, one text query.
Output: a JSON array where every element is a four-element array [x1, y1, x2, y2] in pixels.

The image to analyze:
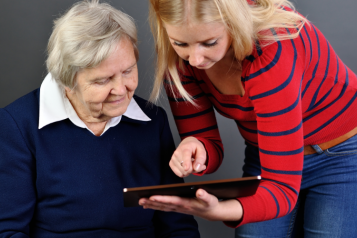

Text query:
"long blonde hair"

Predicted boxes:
[[149, 0, 308, 103]]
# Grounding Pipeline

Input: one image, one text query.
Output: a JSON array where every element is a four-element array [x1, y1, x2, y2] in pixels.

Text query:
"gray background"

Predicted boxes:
[[0, 0, 356, 237]]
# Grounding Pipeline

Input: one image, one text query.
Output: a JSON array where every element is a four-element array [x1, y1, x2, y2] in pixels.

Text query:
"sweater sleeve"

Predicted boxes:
[[152, 107, 200, 238], [0, 108, 36, 237], [228, 35, 305, 226], [164, 62, 224, 175]]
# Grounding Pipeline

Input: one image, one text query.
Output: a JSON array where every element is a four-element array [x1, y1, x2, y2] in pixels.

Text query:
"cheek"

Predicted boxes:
[[128, 74, 139, 92], [131, 79, 138, 92], [210, 46, 229, 61], [83, 87, 111, 104], [172, 46, 187, 59], [218, 44, 229, 55]]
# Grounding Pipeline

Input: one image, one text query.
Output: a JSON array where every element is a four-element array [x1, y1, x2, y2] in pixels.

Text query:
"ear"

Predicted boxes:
[[64, 86, 77, 100], [64, 86, 72, 94]]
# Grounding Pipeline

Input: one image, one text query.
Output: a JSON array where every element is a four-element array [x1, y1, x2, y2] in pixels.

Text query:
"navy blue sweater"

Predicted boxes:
[[0, 89, 200, 238]]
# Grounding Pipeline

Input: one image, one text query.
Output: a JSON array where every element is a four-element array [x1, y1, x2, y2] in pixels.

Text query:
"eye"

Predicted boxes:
[[202, 40, 218, 47], [95, 78, 109, 85], [123, 69, 132, 75], [173, 41, 188, 47], [124, 65, 136, 75]]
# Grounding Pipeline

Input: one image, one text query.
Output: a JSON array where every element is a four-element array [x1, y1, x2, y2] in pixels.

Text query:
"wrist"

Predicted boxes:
[[213, 199, 243, 222]]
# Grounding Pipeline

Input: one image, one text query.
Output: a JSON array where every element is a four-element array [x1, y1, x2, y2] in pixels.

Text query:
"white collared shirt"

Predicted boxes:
[[38, 73, 151, 136]]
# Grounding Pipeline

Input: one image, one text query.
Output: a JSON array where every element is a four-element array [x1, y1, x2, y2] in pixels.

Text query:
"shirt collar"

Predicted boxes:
[[39, 73, 151, 135]]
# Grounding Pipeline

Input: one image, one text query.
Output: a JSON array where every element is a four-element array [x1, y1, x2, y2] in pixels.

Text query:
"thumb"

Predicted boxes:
[[196, 189, 211, 204]]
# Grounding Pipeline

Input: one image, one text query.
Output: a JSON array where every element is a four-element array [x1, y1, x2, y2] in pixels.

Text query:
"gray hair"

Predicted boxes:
[[46, 0, 138, 88]]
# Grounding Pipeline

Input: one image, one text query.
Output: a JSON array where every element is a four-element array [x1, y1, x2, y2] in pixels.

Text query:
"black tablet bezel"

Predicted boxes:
[[123, 176, 261, 207]]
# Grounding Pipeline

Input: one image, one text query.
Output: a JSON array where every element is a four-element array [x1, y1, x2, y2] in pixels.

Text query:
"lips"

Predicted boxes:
[[196, 61, 214, 69], [106, 97, 125, 104], [197, 62, 209, 67]]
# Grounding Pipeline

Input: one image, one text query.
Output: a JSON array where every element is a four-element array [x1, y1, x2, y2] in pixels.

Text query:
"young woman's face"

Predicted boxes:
[[164, 21, 232, 70]]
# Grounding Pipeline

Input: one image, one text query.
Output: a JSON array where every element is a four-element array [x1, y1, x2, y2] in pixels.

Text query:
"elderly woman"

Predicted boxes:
[[0, 1, 200, 237]]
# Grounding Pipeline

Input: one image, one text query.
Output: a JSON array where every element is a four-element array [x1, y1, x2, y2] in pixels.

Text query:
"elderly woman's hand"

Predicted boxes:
[[170, 137, 207, 177], [139, 189, 243, 222]]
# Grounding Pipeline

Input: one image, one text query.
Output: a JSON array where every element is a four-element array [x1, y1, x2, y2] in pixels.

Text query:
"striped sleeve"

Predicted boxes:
[[234, 34, 305, 226], [164, 63, 224, 174]]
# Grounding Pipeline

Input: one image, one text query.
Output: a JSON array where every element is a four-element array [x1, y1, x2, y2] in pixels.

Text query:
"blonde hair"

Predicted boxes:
[[149, 0, 308, 103], [46, 0, 138, 88]]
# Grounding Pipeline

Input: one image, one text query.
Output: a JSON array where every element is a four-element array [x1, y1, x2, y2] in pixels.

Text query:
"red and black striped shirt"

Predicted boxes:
[[164, 22, 357, 226]]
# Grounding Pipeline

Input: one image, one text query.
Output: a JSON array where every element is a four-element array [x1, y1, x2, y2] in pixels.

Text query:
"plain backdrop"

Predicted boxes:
[[0, 1, 356, 237]]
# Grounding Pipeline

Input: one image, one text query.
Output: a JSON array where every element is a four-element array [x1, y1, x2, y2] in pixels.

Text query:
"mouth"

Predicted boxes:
[[106, 97, 125, 104], [196, 62, 211, 69]]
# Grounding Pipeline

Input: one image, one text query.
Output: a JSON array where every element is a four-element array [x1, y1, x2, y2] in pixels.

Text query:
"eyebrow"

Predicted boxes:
[[125, 62, 137, 71], [89, 76, 109, 83], [169, 36, 218, 43]]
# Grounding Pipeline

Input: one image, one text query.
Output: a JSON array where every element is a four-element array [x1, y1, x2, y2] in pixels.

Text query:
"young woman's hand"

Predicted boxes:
[[139, 189, 243, 222], [170, 137, 207, 177]]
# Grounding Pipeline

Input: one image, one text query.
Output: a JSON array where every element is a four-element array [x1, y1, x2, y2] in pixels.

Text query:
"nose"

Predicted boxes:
[[188, 47, 204, 67], [110, 77, 126, 95]]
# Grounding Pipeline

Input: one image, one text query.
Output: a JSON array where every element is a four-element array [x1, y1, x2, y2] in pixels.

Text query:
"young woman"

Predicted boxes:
[[140, 0, 357, 237]]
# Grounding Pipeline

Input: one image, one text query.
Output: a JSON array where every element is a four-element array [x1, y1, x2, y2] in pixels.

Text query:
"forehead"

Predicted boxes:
[[109, 37, 136, 64], [164, 21, 227, 42], [77, 38, 137, 81], [97, 38, 136, 68]]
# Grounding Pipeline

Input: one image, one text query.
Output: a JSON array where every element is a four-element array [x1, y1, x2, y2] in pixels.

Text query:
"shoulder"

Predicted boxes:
[[0, 89, 40, 150], [248, 37, 297, 64], [2, 89, 40, 121], [242, 31, 307, 82]]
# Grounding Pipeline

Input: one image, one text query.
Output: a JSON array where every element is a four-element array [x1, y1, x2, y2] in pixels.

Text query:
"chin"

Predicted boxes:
[[107, 108, 127, 118]]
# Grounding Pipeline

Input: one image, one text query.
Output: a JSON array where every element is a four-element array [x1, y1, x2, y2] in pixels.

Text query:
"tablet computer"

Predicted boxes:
[[123, 175, 261, 207]]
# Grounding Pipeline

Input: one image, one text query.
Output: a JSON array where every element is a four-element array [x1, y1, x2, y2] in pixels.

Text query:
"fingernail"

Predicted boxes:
[[195, 163, 201, 171], [197, 190, 203, 197]]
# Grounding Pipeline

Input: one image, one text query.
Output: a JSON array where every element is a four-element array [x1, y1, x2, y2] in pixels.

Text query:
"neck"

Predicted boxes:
[[65, 89, 109, 136], [213, 47, 241, 72], [85, 121, 107, 136]]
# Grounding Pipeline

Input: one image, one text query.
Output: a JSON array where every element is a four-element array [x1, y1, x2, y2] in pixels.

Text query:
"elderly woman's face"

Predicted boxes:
[[68, 38, 138, 122]]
